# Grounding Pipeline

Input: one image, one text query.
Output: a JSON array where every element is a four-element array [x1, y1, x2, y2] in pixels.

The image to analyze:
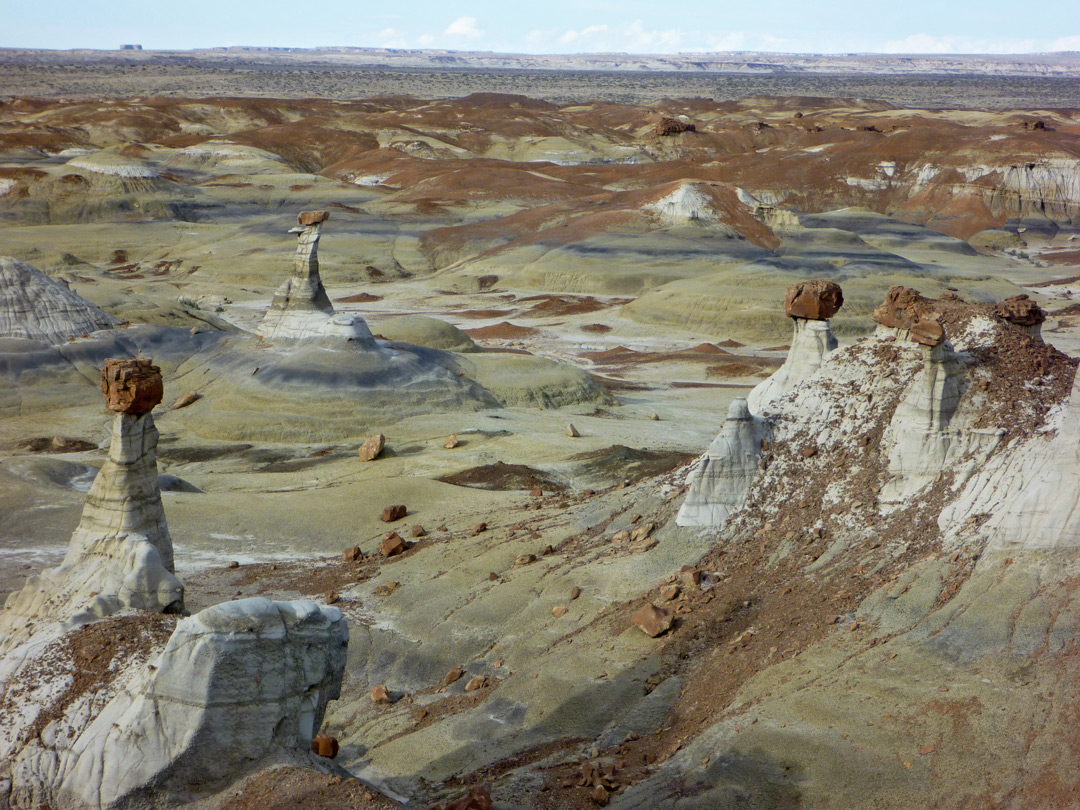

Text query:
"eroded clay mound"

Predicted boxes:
[[0, 256, 120, 344]]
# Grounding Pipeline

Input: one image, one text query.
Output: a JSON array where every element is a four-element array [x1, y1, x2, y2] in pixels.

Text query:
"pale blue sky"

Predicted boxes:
[[4, 0, 1079, 54]]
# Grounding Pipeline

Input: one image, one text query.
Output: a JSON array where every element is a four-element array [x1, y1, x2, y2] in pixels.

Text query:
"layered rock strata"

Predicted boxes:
[[257, 210, 377, 344], [0, 257, 120, 343], [0, 359, 181, 650]]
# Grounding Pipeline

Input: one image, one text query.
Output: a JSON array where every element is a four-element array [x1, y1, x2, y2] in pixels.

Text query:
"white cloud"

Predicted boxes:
[[560, 24, 608, 45], [525, 28, 552, 47], [1049, 35, 1080, 51], [378, 28, 398, 39], [621, 19, 682, 51], [876, 33, 1037, 54], [705, 32, 750, 52], [444, 16, 483, 40], [416, 33, 436, 47]]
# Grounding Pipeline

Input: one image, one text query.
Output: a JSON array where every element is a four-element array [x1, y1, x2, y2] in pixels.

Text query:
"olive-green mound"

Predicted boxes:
[[376, 315, 479, 353]]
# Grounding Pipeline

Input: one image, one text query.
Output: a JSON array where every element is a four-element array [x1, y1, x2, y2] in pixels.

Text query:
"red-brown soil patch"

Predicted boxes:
[[14, 436, 97, 453], [1028, 274, 1080, 288], [218, 765, 396, 810], [518, 294, 630, 318], [568, 445, 695, 484], [463, 321, 541, 340], [438, 462, 567, 493], [456, 309, 515, 319], [581, 323, 612, 334], [3, 614, 178, 746], [335, 292, 383, 303], [1039, 249, 1080, 266]]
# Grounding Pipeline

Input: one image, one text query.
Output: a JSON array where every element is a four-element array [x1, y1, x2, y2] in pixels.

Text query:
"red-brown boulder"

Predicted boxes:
[[872, 286, 946, 346], [655, 117, 696, 136], [358, 433, 386, 461], [381, 504, 407, 522], [311, 734, 339, 758], [380, 532, 406, 557], [631, 603, 673, 637], [993, 294, 1046, 327], [785, 279, 844, 320], [909, 319, 945, 347], [297, 210, 330, 226], [100, 358, 163, 414]]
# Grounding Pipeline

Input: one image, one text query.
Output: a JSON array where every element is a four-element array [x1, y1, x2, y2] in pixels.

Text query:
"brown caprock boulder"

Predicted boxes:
[[993, 294, 1046, 328], [872, 286, 945, 347], [100, 358, 163, 414], [785, 279, 844, 320], [297, 210, 330, 226]]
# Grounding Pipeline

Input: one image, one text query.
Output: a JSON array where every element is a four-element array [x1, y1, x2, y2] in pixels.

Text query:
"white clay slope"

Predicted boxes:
[[0, 257, 120, 344]]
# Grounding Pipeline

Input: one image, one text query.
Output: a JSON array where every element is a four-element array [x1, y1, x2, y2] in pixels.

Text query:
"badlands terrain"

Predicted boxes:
[[0, 82, 1079, 810]]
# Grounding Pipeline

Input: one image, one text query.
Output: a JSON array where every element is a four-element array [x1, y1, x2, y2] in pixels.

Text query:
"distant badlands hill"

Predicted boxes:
[[2, 47, 1080, 76], [0, 46, 1075, 76]]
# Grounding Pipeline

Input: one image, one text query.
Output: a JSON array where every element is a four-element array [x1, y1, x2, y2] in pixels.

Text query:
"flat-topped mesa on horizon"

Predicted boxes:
[[748, 279, 843, 415], [256, 210, 378, 344], [0, 358, 183, 649]]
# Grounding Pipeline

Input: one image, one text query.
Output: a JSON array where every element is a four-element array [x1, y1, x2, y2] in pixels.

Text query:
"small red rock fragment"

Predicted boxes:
[[464, 675, 487, 692], [170, 390, 201, 410], [433, 785, 493, 810], [444, 435, 460, 449], [443, 666, 464, 685], [515, 554, 536, 566], [571, 586, 581, 600], [470, 522, 488, 536], [632, 603, 674, 638], [920, 743, 937, 755], [411, 525, 427, 538], [530, 487, 543, 497], [552, 606, 567, 618], [381, 504, 407, 522], [342, 546, 362, 562], [358, 433, 386, 461], [380, 533, 406, 557], [311, 734, 339, 758], [370, 684, 393, 704]]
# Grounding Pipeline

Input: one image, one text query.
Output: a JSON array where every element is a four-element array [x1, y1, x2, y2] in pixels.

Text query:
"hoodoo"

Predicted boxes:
[[0, 360, 351, 810], [0, 358, 182, 649], [747, 279, 843, 415], [676, 397, 768, 527], [256, 210, 378, 344]]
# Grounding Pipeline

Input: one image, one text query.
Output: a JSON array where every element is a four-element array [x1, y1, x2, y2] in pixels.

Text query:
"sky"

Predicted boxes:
[[3, 0, 1079, 54]]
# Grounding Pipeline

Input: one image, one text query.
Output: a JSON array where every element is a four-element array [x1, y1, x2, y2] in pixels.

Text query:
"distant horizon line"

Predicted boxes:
[[2, 45, 1079, 59]]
